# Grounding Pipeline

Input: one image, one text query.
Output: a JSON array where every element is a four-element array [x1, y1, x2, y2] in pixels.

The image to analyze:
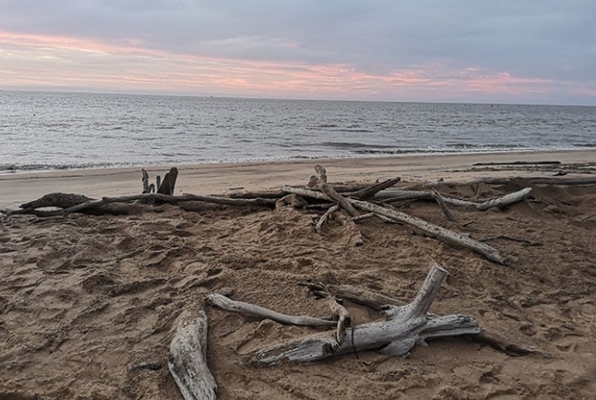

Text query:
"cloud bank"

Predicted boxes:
[[0, 1, 595, 104]]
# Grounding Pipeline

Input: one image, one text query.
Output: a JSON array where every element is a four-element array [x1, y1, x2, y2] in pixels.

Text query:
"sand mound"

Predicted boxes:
[[1, 181, 595, 399]]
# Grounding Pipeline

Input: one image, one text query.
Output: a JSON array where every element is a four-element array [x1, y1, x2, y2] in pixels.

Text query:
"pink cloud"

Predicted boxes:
[[0, 30, 591, 103]]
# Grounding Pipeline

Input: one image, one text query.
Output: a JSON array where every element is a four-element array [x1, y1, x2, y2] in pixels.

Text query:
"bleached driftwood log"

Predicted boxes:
[[377, 187, 532, 211], [206, 293, 336, 327], [350, 198, 509, 265], [251, 264, 480, 364], [168, 309, 217, 400], [280, 186, 509, 265]]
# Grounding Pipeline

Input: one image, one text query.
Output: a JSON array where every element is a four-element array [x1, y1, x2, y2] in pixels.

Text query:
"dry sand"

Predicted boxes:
[[1, 151, 596, 399]]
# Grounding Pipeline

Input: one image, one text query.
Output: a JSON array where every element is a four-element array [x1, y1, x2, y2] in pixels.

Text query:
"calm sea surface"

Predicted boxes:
[[1, 91, 595, 173]]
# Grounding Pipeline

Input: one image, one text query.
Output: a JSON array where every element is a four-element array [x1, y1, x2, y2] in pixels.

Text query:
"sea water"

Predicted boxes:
[[0, 90, 594, 173]]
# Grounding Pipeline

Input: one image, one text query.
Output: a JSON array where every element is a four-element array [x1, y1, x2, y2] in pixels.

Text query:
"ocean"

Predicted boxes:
[[1, 90, 595, 173]]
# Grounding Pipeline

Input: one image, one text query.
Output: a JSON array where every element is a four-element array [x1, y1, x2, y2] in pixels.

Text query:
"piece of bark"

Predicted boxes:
[[157, 167, 179, 195], [253, 265, 480, 364], [168, 309, 217, 400], [206, 293, 336, 327]]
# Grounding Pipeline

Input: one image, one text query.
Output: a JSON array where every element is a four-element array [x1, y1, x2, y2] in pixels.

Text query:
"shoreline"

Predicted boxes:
[[1, 149, 595, 209]]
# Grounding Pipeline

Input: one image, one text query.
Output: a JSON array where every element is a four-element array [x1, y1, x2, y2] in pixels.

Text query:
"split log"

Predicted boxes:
[[157, 167, 179, 195], [252, 265, 480, 364], [168, 309, 217, 400], [280, 186, 509, 265], [206, 293, 336, 327]]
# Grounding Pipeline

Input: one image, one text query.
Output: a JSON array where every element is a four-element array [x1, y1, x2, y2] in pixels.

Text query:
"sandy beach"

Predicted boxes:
[[2, 150, 596, 210], [1, 150, 596, 399]]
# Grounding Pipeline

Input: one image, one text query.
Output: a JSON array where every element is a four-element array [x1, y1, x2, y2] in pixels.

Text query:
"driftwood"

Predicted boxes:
[[206, 293, 336, 327], [158, 167, 179, 195], [168, 309, 217, 400], [20, 193, 95, 210], [315, 205, 339, 233], [472, 161, 561, 166], [304, 282, 545, 357], [4, 191, 278, 217], [347, 177, 401, 199], [480, 177, 596, 186], [431, 189, 457, 222], [328, 298, 351, 344], [309, 165, 359, 217], [245, 265, 480, 364], [377, 187, 532, 211], [280, 186, 509, 265], [351, 199, 509, 265]]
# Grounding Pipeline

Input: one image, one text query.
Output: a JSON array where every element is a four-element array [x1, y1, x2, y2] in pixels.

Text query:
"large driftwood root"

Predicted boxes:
[[168, 309, 217, 400], [208, 265, 481, 365], [305, 282, 546, 357]]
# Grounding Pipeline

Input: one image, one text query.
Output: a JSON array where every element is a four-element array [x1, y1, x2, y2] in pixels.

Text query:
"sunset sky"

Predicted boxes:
[[1, 1, 595, 105]]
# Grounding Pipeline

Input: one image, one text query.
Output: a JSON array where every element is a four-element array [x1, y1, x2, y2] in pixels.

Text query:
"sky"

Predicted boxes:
[[0, 1, 595, 105]]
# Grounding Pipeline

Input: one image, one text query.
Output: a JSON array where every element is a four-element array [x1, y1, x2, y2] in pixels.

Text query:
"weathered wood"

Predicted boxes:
[[206, 293, 336, 327], [481, 177, 596, 185], [431, 189, 458, 222], [472, 161, 561, 166], [20, 193, 95, 210], [315, 205, 339, 233], [168, 309, 217, 400], [141, 169, 155, 194], [329, 298, 351, 344], [378, 188, 532, 211], [348, 177, 401, 199], [252, 265, 480, 364], [475, 187, 532, 211], [350, 199, 509, 264], [157, 167, 179, 195], [304, 281, 544, 357], [311, 165, 359, 217]]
